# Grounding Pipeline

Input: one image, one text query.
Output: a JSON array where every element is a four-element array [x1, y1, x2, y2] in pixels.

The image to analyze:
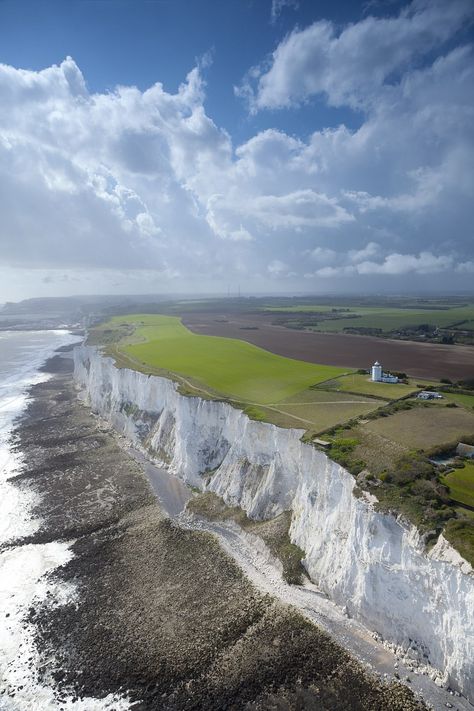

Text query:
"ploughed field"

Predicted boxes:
[[182, 311, 474, 381]]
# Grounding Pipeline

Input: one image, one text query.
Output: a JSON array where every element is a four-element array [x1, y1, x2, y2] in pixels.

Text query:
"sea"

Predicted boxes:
[[0, 330, 129, 711]]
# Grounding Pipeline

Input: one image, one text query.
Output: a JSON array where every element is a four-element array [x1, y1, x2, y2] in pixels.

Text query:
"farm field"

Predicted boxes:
[[442, 462, 474, 509], [183, 312, 474, 381], [316, 373, 419, 400], [362, 405, 474, 450], [243, 399, 383, 433], [452, 319, 474, 331], [90, 315, 388, 433], [442, 392, 474, 409], [242, 386, 387, 431], [96, 314, 349, 405], [264, 304, 474, 333]]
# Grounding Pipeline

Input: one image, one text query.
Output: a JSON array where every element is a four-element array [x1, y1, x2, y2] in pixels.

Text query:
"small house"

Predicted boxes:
[[417, 391, 443, 400], [456, 443, 474, 459]]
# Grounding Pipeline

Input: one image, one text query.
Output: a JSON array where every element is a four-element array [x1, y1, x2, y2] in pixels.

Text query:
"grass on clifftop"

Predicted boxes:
[[442, 462, 474, 509], [91, 314, 348, 404]]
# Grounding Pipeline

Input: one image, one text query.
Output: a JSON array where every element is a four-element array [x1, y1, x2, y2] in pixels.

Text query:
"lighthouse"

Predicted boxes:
[[371, 361, 383, 382]]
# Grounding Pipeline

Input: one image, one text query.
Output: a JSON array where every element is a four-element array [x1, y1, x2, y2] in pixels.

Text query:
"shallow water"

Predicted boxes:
[[0, 331, 130, 711], [0, 331, 82, 544]]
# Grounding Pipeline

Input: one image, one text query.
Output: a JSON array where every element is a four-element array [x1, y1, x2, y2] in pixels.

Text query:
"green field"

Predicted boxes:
[[316, 373, 419, 400], [90, 314, 386, 432], [264, 305, 348, 313], [101, 314, 348, 404], [363, 406, 474, 450], [442, 462, 474, 508], [265, 304, 474, 334], [443, 392, 474, 409]]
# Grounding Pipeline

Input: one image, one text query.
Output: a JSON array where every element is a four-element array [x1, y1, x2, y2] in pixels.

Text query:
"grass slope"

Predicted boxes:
[[443, 392, 474, 409], [106, 315, 349, 404], [442, 462, 474, 508]]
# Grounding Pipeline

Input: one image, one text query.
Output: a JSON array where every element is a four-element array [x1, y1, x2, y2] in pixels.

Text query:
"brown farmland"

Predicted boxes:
[[182, 312, 474, 382]]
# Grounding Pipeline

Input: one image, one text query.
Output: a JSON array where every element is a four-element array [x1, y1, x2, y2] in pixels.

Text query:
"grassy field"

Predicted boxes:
[[264, 305, 349, 313], [315, 373, 419, 400], [362, 406, 474, 450], [443, 392, 474, 409], [442, 462, 474, 508], [265, 304, 474, 334], [452, 319, 474, 331], [89, 315, 387, 433], [98, 315, 348, 404]]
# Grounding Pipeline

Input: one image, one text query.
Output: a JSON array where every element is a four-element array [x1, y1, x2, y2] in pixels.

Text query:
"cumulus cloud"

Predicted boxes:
[[309, 249, 459, 278], [239, 0, 473, 111], [1, 0, 474, 299]]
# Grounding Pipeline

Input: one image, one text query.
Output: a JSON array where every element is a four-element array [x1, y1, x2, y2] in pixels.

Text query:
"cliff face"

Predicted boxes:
[[74, 345, 474, 700]]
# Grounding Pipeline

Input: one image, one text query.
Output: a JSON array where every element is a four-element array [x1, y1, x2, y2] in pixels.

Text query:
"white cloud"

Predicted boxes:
[[268, 259, 289, 276], [248, 190, 354, 229], [240, 0, 473, 111], [313, 250, 456, 277], [356, 251, 454, 275], [1, 0, 474, 298], [270, 0, 299, 24], [348, 242, 380, 262], [456, 261, 474, 274], [308, 247, 338, 265]]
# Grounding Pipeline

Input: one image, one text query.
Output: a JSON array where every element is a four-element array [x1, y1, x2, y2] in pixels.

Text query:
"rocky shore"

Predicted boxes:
[[3, 348, 425, 710]]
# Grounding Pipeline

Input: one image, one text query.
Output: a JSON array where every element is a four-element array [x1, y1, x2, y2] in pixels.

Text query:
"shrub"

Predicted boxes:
[[458, 378, 474, 390], [387, 454, 434, 486]]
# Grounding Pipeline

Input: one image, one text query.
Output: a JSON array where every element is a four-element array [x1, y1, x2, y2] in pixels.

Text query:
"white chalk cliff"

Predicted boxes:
[[74, 345, 474, 700]]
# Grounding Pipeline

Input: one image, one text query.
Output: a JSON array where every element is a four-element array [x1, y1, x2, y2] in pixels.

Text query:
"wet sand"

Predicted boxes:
[[3, 350, 425, 710]]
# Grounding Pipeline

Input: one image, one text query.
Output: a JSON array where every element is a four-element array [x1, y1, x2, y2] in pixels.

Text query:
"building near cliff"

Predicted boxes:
[[371, 361, 398, 383], [456, 442, 474, 458], [417, 391, 443, 400]]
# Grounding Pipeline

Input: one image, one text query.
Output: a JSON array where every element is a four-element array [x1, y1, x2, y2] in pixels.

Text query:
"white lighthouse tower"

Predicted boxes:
[[371, 361, 383, 382]]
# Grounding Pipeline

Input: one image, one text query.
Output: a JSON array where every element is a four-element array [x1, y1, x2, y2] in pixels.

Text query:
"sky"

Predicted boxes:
[[0, 0, 473, 301]]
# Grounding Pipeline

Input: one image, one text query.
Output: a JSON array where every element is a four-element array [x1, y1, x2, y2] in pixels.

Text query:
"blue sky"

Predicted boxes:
[[0, 0, 371, 141], [0, 0, 473, 298]]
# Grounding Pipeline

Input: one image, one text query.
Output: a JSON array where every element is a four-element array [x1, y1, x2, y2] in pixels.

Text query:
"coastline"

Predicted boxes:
[[0, 346, 425, 710]]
